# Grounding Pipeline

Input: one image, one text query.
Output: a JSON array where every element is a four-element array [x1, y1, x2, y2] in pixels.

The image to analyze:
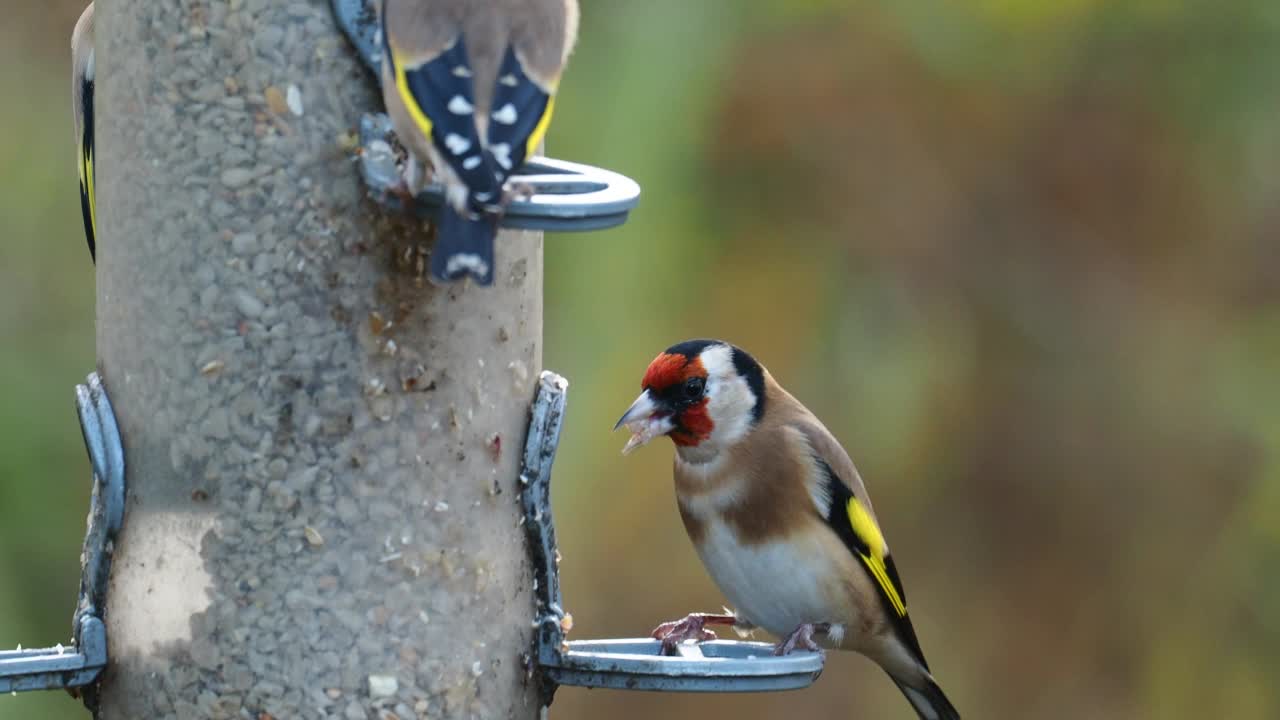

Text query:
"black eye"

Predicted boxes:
[[684, 377, 705, 399]]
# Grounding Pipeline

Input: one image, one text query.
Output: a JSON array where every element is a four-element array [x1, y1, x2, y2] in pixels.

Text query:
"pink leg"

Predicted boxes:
[[386, 156, 423, 211], [651, 613, 739, 655], [501, 180, 536, 208], [773, 622, 830, 656]]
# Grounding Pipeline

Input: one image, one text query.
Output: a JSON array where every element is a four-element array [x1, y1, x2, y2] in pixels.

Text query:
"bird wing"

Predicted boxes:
[[72, 3, 96, 262], [794, 420, 930, 669], [381, 9, 503, 202], [481, 45, 555, 177], [489, 0, 577, 173]]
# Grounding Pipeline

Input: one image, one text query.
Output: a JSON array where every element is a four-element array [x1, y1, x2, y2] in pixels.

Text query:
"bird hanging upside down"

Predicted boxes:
[[616, 339, 960, 720], [379, 0, 579, 286]]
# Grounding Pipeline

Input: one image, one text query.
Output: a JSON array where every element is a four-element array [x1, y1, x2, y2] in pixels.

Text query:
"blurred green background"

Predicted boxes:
[[4, 0, 1280, 718]]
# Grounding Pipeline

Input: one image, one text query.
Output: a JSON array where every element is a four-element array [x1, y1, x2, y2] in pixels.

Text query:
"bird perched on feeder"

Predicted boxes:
[[616, 339, 959, 720], [379, 0, 579, 286], [72, 2, 96, 263]]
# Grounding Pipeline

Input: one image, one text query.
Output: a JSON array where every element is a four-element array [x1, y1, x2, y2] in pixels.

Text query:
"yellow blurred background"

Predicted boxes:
[[4, 1, 1280, 718]]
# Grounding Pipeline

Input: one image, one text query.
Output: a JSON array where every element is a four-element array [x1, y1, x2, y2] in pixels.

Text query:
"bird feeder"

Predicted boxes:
[[2, 1, 802, 708], [331, 0, 641, 231]]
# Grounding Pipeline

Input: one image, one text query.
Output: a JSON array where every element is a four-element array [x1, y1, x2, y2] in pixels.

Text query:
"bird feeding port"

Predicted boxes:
[[0, 374, 123, 702]]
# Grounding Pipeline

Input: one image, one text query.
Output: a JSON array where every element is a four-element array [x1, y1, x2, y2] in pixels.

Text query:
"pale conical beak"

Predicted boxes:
[[613, 390, 674, 455]]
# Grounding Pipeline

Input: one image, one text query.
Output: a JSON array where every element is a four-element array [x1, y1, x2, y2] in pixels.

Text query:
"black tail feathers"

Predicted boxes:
[[894, 674, 960, 720], [80, 181, 95, 263], [430, 204, 497, 286]]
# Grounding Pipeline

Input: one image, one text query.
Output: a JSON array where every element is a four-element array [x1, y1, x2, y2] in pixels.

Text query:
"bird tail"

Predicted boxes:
[[430, 204, 497, 286], [893, 672, 960, 720]]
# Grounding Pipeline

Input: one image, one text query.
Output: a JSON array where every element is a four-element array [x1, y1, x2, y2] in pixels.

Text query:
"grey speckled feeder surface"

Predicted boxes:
[[550, 639, 824, 692], [520, 374, 826, 700]]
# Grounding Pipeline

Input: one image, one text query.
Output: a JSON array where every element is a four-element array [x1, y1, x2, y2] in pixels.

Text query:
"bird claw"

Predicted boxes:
[[502, 180, 536, 207], [650, 612, 736, 655], [773, 622, 828, 656], [388, 179, 415, 208], [387, 167, 418, 211], [383, 155, 435, 217]]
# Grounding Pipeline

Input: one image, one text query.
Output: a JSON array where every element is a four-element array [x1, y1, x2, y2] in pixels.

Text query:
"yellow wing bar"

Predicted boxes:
[[846, 497, 907, 617]]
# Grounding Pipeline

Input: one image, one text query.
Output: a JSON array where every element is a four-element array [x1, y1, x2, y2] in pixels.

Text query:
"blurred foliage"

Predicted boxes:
[[3, 0, 1279, 718]]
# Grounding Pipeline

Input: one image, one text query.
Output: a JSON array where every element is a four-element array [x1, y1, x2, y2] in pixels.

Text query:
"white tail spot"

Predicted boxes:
[[492, 103, 518, 125], [490, 143, 512, 170], [444, 133, 471, 155], [448, 95, 474, 115], [446, 253, 490, 278]]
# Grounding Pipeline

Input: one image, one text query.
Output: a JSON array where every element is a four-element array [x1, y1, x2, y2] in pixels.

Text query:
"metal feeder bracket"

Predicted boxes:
[[0, 372, 126, 710], [331, 0, 642, 233], [519, 372, 825, 706]]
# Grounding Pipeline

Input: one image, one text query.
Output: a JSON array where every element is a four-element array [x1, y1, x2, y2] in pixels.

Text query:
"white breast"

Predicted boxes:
[[692, 518, 848, 638]]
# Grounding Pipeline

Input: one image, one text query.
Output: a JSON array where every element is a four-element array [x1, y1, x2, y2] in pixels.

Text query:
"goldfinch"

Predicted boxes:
[[379, 0, 579, 286], [72, 2, 96, 263], [616, 339, 959, 720]]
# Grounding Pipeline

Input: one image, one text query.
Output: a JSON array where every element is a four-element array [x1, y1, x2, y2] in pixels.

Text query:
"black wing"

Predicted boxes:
[[483, 45, 555, 178], [815, 456, 929, 669], [79, 75, 96, 262]]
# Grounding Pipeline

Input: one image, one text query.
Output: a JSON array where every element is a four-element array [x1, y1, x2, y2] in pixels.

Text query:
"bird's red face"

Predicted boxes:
[[615, 341, 721, 453]]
